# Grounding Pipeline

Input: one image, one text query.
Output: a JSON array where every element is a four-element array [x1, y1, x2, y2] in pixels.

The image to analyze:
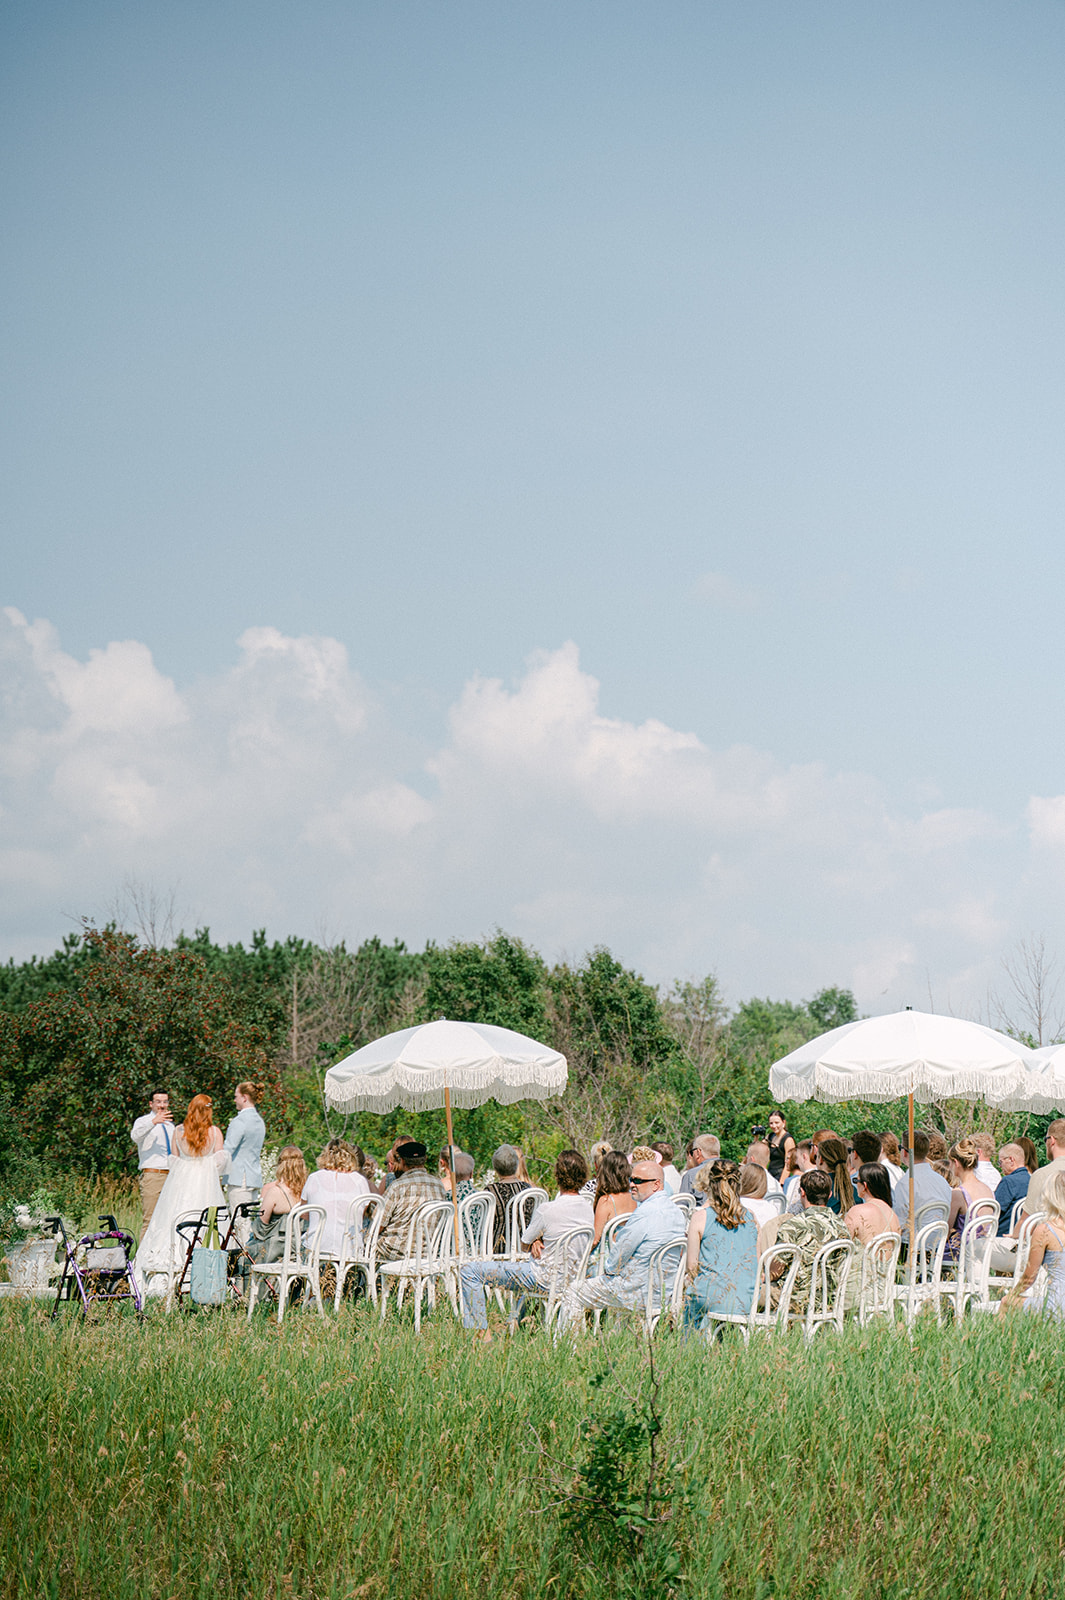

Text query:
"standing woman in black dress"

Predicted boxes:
[[766, 1110, 796, 1185]]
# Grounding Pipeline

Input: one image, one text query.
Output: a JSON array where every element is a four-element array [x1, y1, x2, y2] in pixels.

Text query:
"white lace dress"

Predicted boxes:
[[133, 1132, 226, 1294]]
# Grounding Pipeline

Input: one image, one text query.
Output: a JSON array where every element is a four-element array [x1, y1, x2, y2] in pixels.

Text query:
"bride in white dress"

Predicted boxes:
[[134, 1094, 227, 1294]]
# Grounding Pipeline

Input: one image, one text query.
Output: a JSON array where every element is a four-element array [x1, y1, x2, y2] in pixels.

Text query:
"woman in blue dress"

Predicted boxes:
[[1004, 1168, 1065, 1321], [684, 1158, 759, 1329]]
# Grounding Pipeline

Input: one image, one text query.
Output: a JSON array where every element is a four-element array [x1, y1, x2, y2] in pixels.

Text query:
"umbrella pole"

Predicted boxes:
[[908, 1090, 916, 1264], [444, 1086, 461, 1261]]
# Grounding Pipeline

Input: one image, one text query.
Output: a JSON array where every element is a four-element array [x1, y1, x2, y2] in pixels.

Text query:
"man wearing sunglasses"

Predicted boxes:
[[556, 1159, 686, 1332]]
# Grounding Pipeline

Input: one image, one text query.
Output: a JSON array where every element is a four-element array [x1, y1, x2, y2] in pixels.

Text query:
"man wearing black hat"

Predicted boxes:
[[375, 1140, 449, 1262]]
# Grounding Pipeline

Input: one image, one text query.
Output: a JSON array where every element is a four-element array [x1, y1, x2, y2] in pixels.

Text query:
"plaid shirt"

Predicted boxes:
[[775, 1205, 850, 1313], [376, 1167, 449, 1262]]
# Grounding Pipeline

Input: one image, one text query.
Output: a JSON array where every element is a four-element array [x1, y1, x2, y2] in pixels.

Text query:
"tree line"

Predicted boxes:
[[3, 920, 1034, 1191]]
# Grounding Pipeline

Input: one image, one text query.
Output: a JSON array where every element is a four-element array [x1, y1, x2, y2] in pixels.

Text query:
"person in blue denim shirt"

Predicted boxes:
[[223, 1081, 266, 1232], [557, 1160, 686, 1332]]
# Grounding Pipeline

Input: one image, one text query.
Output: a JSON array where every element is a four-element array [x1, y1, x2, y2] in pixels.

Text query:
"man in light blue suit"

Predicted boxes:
[[223, 1082, 266, 1237]]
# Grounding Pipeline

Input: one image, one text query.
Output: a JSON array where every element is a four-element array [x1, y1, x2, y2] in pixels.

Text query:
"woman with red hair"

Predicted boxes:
[[133, 1093, 227, 1296]]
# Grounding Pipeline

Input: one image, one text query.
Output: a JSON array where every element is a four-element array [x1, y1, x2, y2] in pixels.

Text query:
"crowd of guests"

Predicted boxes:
[[129, 1087, 1065, 1324]]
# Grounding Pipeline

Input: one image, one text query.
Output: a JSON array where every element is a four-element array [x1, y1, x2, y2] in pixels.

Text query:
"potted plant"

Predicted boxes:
[[0, 1188, 66, 1289]]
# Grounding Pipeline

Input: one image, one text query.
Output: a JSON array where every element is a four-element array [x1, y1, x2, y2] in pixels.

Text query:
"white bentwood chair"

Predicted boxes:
[[378, 1201, 456, 1332], [333, 1193, 383, 1312], [246, 1204, 327, 1323], [505, 1188, 549, 1258], [801, 1238, 854, 1341], [854, 1230, 902, 1327]]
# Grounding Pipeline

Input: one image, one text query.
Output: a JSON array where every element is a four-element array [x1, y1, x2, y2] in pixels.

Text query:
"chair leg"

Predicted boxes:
[[334, 1263, 348, 1315], [277, 1269, 289, 1325], [311, 1268, 325, 1318]]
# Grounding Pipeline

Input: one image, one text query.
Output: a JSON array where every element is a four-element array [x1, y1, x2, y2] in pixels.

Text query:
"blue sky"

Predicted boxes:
[[3, 2, 1065, 1019]]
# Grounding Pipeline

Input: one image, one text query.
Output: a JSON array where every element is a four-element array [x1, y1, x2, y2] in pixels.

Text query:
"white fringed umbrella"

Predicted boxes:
[[324, 1020, 568, 1255], [768, 1008, 1039, 1252], [324, 1019, 567, 1113], [990, 1043, 1065, 1115]]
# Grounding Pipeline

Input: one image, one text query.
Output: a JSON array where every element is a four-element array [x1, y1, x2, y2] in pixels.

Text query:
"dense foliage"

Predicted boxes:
[[2, 919, 1038, 1187]]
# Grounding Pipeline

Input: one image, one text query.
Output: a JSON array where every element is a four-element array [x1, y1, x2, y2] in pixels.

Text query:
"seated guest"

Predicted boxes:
[[592, 1151, 636, 1245], [892, 1130, 952, 1228], [945, 1138, 995, 1246], [684, 1159, 758, 1328], [247, 1146, 307, 1267], [746, 1140, 784, 1198], [845, 1164, 900, 1246], [557, 1161, 686, 1331], [375, 1141, 448, 1263], [651, 1142, 683, 1193], [848, 1130, 883, 1174], [679, 1135, 721, 1201], [438, 1148, 477, 1204], [814, 1137, 857, 1217], [1018, 1135, 1040, 1175], [784, 1141, 814, 1211], [302, 1139, 370, 1259], [973, 1133, 1001, 1191], [484, 1144, 530, 1255], [878, 1131, 905, 1189], [988, 1143, 1031, 1273], [580, 1140, 614, 1199], [739, 1162, 779, 1251], [459, 1150, 592, 1339], [1002, 1170, 1065, 1321], [771, 1170, 850, 1313]]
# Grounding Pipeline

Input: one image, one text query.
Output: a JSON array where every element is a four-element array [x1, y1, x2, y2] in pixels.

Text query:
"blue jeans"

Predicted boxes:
[[459, 1260, 545, 1330]]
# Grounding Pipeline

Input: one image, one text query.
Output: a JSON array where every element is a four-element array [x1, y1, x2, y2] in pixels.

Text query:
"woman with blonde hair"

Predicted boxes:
[[945, 1137, 995, 1246], [1004, 1170, 1065, 1320], [303, 1139, 370, 1259], [684, 1159, 758, 1328], [132, 1093, 226, 1292], [247, 1145, 309, 1268]]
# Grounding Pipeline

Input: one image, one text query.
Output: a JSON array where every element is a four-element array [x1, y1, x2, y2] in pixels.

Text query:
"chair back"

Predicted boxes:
[[543, 1224, 594, 1298], [505, 1188, 548, 1258], [804, 1238, 854, 1338], [644, 1239, 686, 1333], [955, 1206, 999, 1314], [595, 1214, 630, 1274], [1009, 1197, 1029, 1233], [283, 1205, 326, 1269], [458, 1192, 495, 1260], [751, 1243, 802, 1332], [762, 1192, 787, 1216], [856, 1230, 902, 1324], [410, 1201, 457, 1266], [914, 1201, 949, 1232], [340, 1194, 382, 1263], [671, 1193, 696, 1221]]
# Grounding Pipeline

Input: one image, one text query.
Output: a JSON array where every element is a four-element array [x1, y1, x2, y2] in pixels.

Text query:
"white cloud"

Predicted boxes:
[[1028, 794, 1065, 852], [0, 612, 1048, 1014]]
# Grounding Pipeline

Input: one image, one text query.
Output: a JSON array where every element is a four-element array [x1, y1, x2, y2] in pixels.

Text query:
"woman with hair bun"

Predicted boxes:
[[684, 1159, 759, 1328], [946, 1137, 995, 1244], [223, 1081, 267, 1236], [133, 1094, 226, 1293]]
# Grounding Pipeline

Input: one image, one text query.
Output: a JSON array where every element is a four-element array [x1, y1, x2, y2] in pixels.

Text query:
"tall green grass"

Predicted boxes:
[[0, 1303, 1063, 1599]]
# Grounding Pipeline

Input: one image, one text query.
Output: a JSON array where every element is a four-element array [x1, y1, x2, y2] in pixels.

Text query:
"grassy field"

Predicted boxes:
[[1, 1298, 1064, 1600]]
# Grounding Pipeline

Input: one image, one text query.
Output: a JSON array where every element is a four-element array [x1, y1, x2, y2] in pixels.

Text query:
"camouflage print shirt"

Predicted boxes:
[[774, 1205, 850, 1313]]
